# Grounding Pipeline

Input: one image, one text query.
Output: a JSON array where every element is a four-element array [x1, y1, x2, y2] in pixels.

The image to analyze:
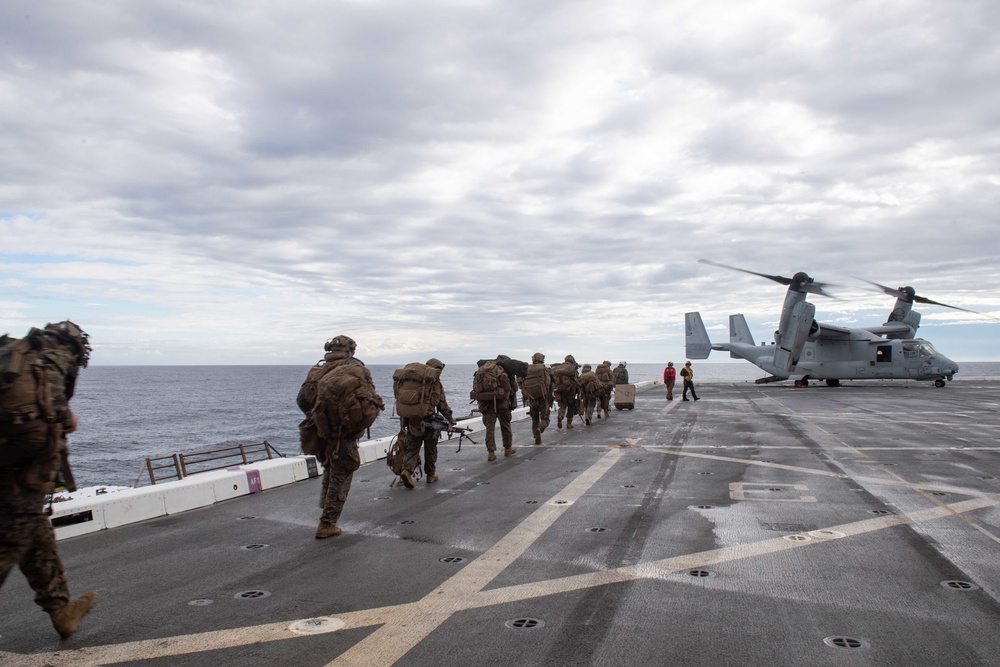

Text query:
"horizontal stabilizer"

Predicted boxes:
[[685, 312, 713, 359]]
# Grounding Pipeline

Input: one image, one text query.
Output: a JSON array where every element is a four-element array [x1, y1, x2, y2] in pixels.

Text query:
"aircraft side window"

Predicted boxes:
[[876, 346, 892, 363], [902, 342, 918, 359]]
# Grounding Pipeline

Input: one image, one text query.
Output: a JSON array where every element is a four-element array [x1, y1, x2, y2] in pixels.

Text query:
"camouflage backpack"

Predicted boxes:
[[580, 371, 603, 396], [521, 362, 551, 400], [551, 362, 578, 393], [297, 360, 340, 456], [0, 333, 30, 394], [471, 360, 507, 402], [0, 330, 61, 423], [386, 428, 407, 476], [311, 358, 384, 441], [393, 362, 443, 420], [595, 364, 615, 391]]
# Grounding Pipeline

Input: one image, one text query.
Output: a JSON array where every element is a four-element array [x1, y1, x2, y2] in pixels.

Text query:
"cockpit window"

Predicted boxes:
[[904, 340, 939, 358]]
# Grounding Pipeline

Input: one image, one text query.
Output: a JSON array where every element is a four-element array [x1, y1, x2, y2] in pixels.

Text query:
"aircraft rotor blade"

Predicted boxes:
[[700, 259, 835, 296], [804, 283, 837, 299], [911, 295, 979, 314], [857, 277, 989, 316], [698, 259, 792, 286], [856, 278, 907, 300]]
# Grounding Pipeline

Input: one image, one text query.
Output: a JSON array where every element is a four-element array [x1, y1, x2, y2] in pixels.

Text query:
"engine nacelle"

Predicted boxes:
[[773, 300, 815, 373]]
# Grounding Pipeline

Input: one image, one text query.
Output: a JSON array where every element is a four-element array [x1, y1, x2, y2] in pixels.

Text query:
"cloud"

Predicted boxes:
[[2, 0, 999, 364]]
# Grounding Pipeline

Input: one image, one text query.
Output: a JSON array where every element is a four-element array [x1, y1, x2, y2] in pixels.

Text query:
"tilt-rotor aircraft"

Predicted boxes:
[[685, 259, 969, 388]]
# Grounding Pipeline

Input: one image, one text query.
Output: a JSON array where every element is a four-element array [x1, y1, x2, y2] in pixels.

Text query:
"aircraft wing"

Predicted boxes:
[[813, 323, 853, 340], [863, 323, 914, 336]]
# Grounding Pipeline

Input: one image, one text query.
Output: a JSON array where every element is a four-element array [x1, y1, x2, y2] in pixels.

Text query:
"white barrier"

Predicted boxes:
[[51, 402, 547, 540]]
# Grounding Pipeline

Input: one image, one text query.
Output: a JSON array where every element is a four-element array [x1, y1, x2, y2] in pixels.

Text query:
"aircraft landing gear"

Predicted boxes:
[[934, 379, 946, 388], [825, 379, 841, 387], [794, 378, 809, 388]]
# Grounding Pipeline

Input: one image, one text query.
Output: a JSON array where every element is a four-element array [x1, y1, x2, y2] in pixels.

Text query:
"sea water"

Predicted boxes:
[[68, 362, 1000, 488]]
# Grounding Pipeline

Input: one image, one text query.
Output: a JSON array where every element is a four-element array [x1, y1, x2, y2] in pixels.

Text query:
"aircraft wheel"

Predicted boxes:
[[826, 379, 840, 387], [934, 379, 946, 388]]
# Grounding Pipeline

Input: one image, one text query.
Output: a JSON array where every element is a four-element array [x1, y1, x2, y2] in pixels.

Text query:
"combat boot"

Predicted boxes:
[[504, 447, 517, 457], [534, 431, 542, 445], [316, 521, 342, 539], [557, 418, 563, 429], [488, 450, 497, 461], [426, 473, 439, 483], [50, 591, 96, 639], [566, 417, 573, 429], [585, 416, 591, 425], [604, 409, 609, 419], [400, 469, 415, 489]]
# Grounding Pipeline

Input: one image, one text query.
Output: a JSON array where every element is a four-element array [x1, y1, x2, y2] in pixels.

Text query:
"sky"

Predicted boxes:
[[2, 0, 999, 366]]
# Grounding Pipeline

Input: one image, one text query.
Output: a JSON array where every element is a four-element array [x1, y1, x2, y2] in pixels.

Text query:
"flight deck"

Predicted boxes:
[[3, 380, 1000, 666]]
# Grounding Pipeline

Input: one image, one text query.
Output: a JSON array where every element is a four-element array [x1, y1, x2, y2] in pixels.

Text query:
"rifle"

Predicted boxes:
[[56, 445, 77, 493], [422, 414, 477, 453]]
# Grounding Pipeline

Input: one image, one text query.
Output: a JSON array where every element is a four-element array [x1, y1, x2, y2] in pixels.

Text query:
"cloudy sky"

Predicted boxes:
[[2, 0, 998, 366]]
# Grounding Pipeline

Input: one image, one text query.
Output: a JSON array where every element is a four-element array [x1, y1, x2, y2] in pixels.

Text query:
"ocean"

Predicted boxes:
[[68, 361, 1000, 489]]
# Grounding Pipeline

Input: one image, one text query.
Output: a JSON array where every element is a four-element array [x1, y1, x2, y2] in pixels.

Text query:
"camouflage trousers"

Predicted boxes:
[[0, 499, 71, 614], [528, 399, 550, 436], [582, 396, 598, 422], [481, 409, 512, 451], [556, 396, 578, 425], [403, 427, 438, 477], [319, 440, 361, 525], [598, 391, 611, 415]]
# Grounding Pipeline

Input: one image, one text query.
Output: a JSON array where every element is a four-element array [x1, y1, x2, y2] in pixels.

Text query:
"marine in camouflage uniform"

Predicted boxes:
[[595, 360, 614, 420], [554, 354, 580, 430], [399, 358, 454, 487], [296, 335, 381, 539], [612, 361, 629, 385], [475, 360, 515, 461], [525, 352, 553, 445], [0, 322, 96, 639], [578, 364, 600, 425]]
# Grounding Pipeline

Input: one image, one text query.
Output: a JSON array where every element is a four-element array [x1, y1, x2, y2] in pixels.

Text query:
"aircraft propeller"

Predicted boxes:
[[698, 259, 836, 298], [855, 278, 985, 315]]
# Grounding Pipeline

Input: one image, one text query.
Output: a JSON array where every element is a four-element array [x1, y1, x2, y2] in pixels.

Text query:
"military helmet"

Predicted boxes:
[[324, 335, 357, 354], [531, 352, 545, 363], [564, 354, 576, 364], [582, 363, 592, 371], [44, 320, 91, 368], [618, 361, 626, 367], [425, 358, 445, 370]]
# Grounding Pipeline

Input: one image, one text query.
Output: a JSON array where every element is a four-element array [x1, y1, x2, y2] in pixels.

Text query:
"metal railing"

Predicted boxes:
[[133, 440, 285, 487]]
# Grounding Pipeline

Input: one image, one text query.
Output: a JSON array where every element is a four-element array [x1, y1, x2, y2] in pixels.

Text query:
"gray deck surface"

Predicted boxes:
[[3, 379, 1000, 666]]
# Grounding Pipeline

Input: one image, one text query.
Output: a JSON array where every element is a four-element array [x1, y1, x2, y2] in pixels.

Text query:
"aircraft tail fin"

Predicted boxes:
[[685, 312, 713, 359], [728, 314, 755, 359]]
